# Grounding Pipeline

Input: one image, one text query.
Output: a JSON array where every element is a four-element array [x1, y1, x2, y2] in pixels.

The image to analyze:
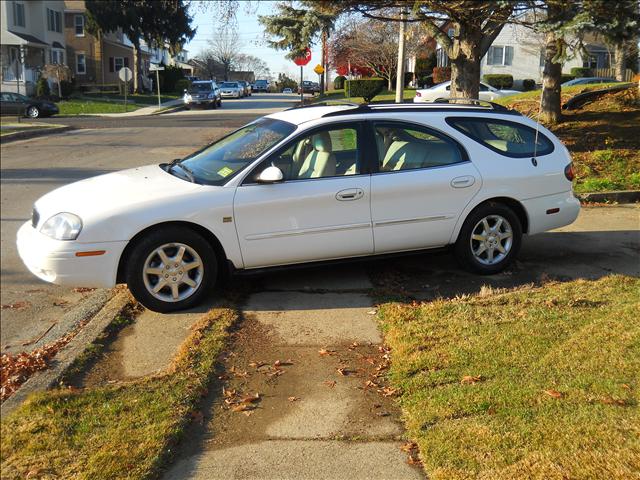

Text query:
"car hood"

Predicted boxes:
[[34, 164, 201, 226]]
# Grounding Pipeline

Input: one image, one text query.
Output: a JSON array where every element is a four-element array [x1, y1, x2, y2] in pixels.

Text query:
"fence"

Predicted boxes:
[[593, 68, 635, 82]]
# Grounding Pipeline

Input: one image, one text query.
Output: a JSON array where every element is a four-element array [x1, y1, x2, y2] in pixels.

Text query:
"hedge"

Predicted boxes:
[[570, 67, 592, 78], [433, 66, 451, 84], [561, 74, 576, 83], [522, 79, 536, 91], [36, 77, 50, 97], [333, 75, 346, 90], [345, 78, 386, 102], [175, 78, 190, 94], [483, 74, 514, 89]]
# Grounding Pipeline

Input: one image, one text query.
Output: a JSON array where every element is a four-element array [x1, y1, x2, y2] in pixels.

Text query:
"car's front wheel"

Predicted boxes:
[[125, 227, 217, 312], [454, 202, 522, 275], [27, 106, 40, 118]]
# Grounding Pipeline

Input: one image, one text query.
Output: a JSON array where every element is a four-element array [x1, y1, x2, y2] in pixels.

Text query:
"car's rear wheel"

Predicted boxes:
[[454, 202, 522, 275], [125, 227, 217, 312], [27, 106, 40, 118]]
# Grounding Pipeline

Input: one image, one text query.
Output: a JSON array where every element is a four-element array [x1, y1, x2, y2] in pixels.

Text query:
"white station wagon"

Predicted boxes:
[[18, 102, 580, 312]]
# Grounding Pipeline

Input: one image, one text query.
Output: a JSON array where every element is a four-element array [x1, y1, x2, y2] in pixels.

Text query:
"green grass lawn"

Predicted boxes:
[[58, 99, 142, 115], [378, 275, 640, 479], [78, 93, 180, 105], [1, 307, 237, 480]]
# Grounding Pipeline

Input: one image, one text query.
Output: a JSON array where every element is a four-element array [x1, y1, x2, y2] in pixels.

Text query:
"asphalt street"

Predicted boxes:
[[0, 93, 300, 352]]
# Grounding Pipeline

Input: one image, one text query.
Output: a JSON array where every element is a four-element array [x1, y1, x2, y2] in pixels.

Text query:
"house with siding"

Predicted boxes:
[[433, 22, 613, 89], [63, 0, 151, 91], [1, 0, 66, 94]]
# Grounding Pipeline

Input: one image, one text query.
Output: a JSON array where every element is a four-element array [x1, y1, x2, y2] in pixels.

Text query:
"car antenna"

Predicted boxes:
[[531, 88, 543, 167]]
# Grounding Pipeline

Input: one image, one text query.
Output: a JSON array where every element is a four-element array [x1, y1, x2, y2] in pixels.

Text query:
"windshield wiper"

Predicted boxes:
[[174, 163, 197, 183]]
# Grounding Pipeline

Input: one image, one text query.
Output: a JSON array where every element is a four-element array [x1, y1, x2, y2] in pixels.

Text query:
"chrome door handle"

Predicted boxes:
[[451, 176, 475, 188], [336, 188, 364, 201]]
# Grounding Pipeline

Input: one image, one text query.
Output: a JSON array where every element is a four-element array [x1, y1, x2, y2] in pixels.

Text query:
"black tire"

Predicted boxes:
[[454, 202, 522, 275], [211, 100, 217, 109], [27, 105, 40, 118], [218, 98, 222, 107], [125, 227, 218, 312]]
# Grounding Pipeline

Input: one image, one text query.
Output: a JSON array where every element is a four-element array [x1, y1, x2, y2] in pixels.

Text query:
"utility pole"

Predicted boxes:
[[395, 7, 407, 104], [320, 29, 327, 96]]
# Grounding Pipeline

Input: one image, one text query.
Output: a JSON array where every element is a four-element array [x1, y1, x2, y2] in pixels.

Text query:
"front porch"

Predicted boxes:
[[0, 32, 48, 96]]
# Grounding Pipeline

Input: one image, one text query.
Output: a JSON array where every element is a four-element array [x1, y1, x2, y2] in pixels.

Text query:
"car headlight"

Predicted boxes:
[[184, 94, 192, 102], [208, 93, 216, 99], [40, 213, 82, 240]]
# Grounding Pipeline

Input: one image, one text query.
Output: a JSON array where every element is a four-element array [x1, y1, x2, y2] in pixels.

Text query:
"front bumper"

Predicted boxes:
[[16, 222, 127, 288], [221, 91, 239, 97]]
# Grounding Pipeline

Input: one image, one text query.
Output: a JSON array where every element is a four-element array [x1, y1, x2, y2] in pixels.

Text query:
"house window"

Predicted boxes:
[[76, 53, 86, 74], [487, 46, 513, 66], [114, 57, 124, 72], [75, 15, 85, 36], [50, 49, 64, 64], [447, 28, 455, 38], [13, 2, 25, 27], [47, 8, 62, 33]]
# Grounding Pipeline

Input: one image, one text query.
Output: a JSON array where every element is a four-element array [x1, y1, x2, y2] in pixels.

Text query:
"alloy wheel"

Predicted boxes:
[[27, 106, 39, 118], [142, 242, 204, 302], [469, 215, 513, 265]]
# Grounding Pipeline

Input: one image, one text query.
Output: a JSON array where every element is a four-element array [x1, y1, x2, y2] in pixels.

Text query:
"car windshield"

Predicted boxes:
[[221, 82, 238, 88], [190, 83, 212, 92], [173, 118, 296, 185]]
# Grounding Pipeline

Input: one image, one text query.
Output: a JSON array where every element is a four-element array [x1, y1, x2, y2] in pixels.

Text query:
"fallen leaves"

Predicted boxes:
[[73, 287, 96, 294], [323, 380, 337, 388], [287, 396, 299, 402], [461, 375, 482, 385], [401, 442, 422, 467], [1, 321, 87, 401], [318, 348, 336, 356], [543, 389, 563, 399], [0, 301, 31, 310]]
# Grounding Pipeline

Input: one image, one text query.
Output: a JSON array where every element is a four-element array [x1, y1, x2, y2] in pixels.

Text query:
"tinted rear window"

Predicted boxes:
[[446, 117, 554, 158]]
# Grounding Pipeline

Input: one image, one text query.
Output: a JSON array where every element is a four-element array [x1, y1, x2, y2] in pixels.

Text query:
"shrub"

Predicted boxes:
[[522, 79, 536, 91], [483, 74, 514, 89], [561, 74, 576, 83], [60, 80, 74, 98], [415, 53, 436, 78], [345, 78, 386, 102], [159, 64, 184, 93], [36, 77, 50, 97], [570, 67, 592, 78], [174, 78, 190, 94], [432, 66, 451, 84], [333, 75, 346, 90]]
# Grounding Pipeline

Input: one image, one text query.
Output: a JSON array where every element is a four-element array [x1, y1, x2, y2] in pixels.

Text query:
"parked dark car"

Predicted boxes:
[[298, 81, 320, 95], [183, 80, 222, 109], [0, 92, 59, 118]]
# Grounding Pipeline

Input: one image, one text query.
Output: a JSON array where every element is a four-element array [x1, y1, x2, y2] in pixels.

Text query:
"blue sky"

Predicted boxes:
[[185, 1, 323, 81]]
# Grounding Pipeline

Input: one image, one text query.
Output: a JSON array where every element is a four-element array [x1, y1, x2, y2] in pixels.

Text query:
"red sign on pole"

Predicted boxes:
[[293, 47, 312, 66]]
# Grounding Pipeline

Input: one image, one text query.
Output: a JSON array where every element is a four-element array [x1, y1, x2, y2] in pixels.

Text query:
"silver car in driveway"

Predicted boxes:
[[237, 81, 252, 97], [220, 82, 243, 99]]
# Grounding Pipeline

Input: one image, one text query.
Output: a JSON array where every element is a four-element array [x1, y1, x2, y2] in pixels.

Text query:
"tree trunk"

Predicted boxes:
[[395, 7, 407, 103], [449, 31, 482, 100], [133, 41, 142, 93], [541, 31, 562, 124], [320, 29, 326, 95], [614, 42, 626, 81]]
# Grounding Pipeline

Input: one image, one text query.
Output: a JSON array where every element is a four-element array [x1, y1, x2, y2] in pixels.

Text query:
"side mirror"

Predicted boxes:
[[256, 165, 284, 184]]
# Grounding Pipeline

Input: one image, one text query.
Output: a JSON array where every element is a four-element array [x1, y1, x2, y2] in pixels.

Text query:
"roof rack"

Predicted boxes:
[[284, 100, 360, 111], [321, 99, 517, 118]]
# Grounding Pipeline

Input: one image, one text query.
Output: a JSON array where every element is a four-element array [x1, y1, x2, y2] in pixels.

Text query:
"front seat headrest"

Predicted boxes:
[[312, 132, 332, 152]]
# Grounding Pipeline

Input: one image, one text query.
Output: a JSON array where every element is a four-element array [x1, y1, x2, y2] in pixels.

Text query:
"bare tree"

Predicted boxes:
[[234, 53, 271, 79], [209, 27, 242, 80], [331, 17, 417, 90]]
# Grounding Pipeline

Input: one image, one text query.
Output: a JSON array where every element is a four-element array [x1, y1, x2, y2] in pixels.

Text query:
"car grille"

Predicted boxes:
[[32, 208, 40, 228]]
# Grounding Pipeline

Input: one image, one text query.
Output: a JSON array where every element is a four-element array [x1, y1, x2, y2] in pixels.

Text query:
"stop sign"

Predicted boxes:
[[293, 47, 312, 66]]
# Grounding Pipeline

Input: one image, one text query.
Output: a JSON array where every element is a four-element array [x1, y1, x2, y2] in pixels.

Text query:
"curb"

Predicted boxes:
[[576, 190, 640, 204], [0, 125, 74, 143], [0, 291, 132, 418], [153, 105, 185, 115]]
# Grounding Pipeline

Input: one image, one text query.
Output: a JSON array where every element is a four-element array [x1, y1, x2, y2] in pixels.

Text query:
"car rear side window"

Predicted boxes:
[[446, 117, 554, 158]]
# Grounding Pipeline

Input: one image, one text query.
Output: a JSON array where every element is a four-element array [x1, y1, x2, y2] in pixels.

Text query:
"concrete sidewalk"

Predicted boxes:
[[164, 265, 424, 480]]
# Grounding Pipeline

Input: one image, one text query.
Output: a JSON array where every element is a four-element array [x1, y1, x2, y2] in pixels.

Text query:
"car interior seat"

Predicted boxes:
[[297, 132, 336, 178]]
